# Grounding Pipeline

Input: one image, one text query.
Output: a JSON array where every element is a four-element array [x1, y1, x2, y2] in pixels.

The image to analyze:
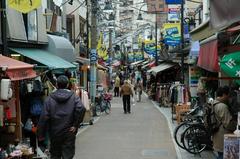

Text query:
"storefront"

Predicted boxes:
[[0, 55, 37, 157]]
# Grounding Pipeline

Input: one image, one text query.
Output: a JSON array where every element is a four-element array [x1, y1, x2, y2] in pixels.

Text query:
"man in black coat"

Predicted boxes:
[[37, 75, 86, 159]]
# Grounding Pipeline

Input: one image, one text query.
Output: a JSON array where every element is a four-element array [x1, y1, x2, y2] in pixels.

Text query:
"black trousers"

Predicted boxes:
[[122, 95, 131, 113], [114, 87, 119, 96], [50, 133, 76, 159]]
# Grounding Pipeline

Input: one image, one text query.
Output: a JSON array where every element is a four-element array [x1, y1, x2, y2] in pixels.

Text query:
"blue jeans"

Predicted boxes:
[[216, 152, 223, 159]]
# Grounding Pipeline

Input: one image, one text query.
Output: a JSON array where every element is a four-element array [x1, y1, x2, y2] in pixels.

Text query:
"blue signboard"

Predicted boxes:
[[165, 0, 183, 4], [90, 49, 97, 63]]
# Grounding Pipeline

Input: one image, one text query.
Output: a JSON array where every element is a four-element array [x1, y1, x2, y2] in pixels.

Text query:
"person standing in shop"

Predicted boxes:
[[37, 75, 86, 159], [120, 80, 134, 114]]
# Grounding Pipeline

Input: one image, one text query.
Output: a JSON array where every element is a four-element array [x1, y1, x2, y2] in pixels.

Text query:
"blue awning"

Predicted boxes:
[[10, 48, 76, 72]]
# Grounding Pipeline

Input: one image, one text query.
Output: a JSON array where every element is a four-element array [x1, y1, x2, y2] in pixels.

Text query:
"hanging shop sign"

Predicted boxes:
[[163, 23, 181, 46], [220, 51, 240, 84], [168, 8, 180, 21], [165, 0, 183, 4], [8, 0, 42, 13]]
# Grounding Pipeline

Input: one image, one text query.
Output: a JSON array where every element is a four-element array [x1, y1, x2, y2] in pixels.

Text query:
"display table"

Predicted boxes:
[[224, 134, 240, 159]]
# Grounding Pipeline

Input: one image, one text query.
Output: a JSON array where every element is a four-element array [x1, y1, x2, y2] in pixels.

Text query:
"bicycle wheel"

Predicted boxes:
[[95, 104, 101, 116], [103, 101, 111, 114], [174, 121, 189, 150], [182, 124, 207, 154]]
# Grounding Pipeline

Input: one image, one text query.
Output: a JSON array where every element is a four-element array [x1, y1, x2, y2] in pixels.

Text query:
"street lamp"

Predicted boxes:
[[137, 4, 158, 66]]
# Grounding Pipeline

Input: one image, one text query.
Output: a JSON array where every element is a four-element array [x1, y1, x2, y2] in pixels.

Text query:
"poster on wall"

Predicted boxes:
[[189, 66, 201, 97], [28, 10, 37, 41], [163, 23, 181, 46]]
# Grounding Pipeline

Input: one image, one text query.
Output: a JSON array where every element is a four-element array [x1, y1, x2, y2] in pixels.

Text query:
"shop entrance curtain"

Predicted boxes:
[[197, 39, 219, 72], [220, 51, 240, 83]]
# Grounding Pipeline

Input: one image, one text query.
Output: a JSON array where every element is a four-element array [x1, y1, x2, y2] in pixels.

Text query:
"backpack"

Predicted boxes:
[[203, 102, 221, 135]]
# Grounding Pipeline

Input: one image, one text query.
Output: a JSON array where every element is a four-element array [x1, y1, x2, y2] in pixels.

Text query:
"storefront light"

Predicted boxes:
[[11, 54, 21, 57]]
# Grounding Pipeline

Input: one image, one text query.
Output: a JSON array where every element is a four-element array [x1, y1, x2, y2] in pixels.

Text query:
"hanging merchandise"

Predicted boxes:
[[30, 98, 43, 116], [24, 118, 33, 132], [27, 82, 33, 93], [1, 79, 13, 100]]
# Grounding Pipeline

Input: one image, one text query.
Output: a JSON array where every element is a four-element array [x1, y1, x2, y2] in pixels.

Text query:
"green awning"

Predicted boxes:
[[220, 51, 240, 84], [10, 48, 76, 71]]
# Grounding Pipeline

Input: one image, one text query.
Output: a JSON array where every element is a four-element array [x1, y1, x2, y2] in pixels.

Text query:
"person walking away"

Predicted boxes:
[[212, 86, 236, 159], [37, 75, 86, 159], [135, 78, 143, 102], [120, 80, 133, 114], [114, 76, 120, 97]]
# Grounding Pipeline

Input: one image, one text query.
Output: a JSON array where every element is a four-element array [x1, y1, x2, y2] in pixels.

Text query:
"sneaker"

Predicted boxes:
[[124, 111, 127, 114], [128, 111, 131, 114]]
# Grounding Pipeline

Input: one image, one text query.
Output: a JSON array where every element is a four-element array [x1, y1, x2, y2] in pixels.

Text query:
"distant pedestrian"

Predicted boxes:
[[135, 78, 143, 102], [120, 80, 133, 114], [37, 75, 86, 159], [114, 76, 120, 97]]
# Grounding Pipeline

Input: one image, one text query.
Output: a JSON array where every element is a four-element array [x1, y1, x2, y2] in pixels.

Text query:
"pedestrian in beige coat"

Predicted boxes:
[[212, 86, 236, 159]]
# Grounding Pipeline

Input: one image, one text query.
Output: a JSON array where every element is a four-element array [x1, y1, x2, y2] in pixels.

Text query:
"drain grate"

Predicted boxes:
[[142, 149, 169, 157]]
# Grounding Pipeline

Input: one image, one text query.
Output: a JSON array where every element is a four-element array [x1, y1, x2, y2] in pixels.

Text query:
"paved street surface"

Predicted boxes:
[[75, 93, 216, 159], [75, 94, 177, 159]]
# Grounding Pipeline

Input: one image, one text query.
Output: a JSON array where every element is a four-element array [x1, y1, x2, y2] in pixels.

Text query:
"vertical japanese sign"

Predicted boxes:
[[220, 51, 240, 84], [163, 23, 181, 46], [8, 0, 41, 13]]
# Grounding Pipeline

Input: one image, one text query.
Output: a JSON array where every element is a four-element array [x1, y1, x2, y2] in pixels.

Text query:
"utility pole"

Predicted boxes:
[[180, 0, 185, 84], [90, 0, 97, 116], [86, 0, 89, 58], [155, 13, 158, 66], [109, 29, 112, 88], [1, 0, 8, 56]]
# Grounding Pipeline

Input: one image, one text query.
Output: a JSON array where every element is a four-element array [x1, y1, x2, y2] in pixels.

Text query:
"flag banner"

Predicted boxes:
[[163, 23, 181, 46], [8, 0, 42, 13]]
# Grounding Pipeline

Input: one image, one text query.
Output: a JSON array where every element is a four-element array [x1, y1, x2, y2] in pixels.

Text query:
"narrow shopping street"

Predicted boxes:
[[74, 94, 177, 159]]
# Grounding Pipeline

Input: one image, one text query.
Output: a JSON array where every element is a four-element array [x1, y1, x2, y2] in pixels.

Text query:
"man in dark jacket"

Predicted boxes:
[[37, 75, 86, 159]]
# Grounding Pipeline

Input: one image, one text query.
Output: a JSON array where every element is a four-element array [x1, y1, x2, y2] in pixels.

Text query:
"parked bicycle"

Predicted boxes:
[[173, 97, 213, 154], [95, 92, 112, 116]]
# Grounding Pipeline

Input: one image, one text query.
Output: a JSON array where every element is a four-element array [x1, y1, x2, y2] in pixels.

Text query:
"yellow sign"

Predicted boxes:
[[8, 0, 42, 13], [162, 23, 181, 46]]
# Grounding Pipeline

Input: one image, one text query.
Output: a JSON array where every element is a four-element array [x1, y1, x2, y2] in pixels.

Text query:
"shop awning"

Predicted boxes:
[[147, 62, 175, 76], [46, 34, 76, 62], [220, 51, 240, 84], [130, 60, 144, 66], [10, 48, 76, 71], [197, 35, 219, 72], [76, 56, 90, 65], [142, 61, 155, 69], [227, 25, 240, 32], [0, 55, 36, 81]]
